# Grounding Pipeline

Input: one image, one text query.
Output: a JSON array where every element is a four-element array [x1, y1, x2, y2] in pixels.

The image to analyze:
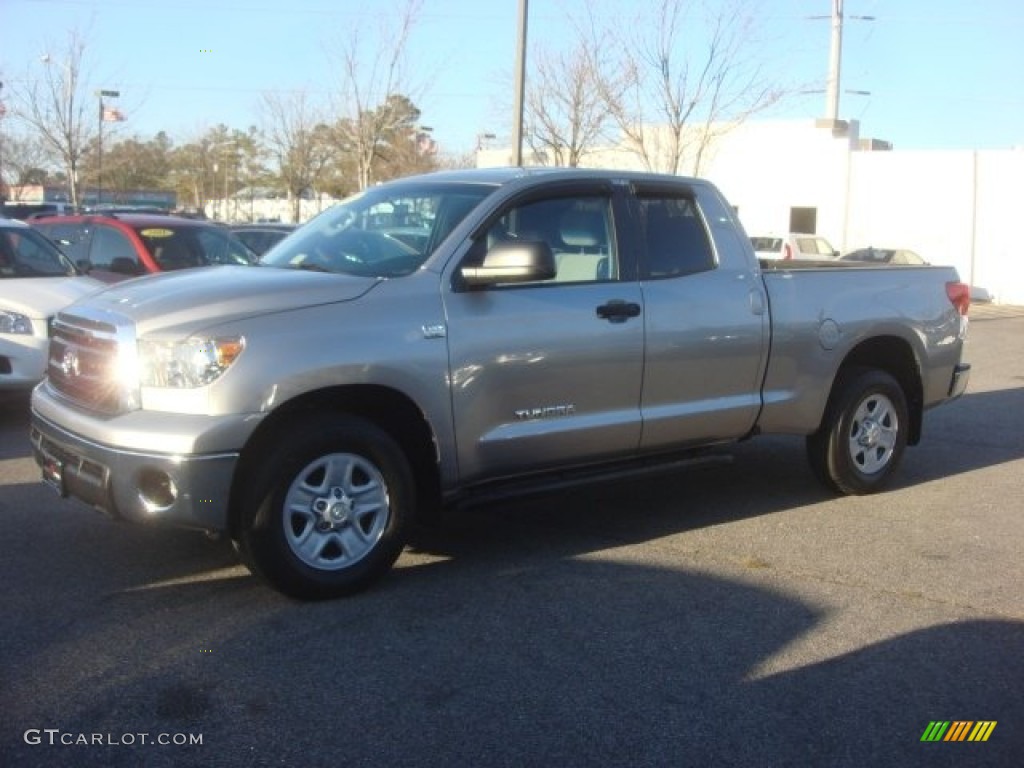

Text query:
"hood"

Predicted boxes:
[[0, 275, 106, 320], [82, 265, 380, 336]]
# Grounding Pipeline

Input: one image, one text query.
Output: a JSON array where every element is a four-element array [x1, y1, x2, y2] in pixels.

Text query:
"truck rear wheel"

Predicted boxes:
[[807, 368, 908, 495], [237, 414, 413, 599]]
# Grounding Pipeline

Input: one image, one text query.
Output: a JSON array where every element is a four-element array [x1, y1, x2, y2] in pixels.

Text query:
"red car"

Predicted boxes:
[[30, 213, 255, 282]]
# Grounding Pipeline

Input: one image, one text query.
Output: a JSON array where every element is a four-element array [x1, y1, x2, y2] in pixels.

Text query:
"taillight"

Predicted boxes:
[[784, 243, 792, 260], [946, 281, 970, 316]]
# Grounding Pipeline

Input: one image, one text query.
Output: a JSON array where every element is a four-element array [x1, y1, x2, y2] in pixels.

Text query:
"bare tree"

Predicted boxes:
[[0, 133, 52, 199], [525, 40, 613, 167], [261, 90, 331, 222], [599, 0, 784, 175], [8, 30, 98, 206], [327, 0, 424, 190], [170, 125, 249, 214]]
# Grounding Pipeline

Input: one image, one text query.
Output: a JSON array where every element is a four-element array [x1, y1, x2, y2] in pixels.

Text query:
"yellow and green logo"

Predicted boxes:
[[921, 721, 997, 742]]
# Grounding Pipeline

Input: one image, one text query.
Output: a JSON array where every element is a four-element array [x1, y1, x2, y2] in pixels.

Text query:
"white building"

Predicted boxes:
[[478, 119, 1024, 304]]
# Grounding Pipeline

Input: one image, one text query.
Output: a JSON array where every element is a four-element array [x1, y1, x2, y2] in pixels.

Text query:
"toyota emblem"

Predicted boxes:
[[59, 349, 81, 377]]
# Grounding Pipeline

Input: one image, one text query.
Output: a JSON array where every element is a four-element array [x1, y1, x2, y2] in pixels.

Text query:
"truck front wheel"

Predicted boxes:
[[237, 414, 413, 599], [807, 368, 909, 495]]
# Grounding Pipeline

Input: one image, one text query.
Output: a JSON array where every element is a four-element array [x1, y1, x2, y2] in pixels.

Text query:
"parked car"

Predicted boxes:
[[750, 233, 838, 261], [30, 213, 256, 282], [0, 218, 104, 391], [0, 202, 80, 221], [840, 247, 928, 265], [229, 223, 297, 257]]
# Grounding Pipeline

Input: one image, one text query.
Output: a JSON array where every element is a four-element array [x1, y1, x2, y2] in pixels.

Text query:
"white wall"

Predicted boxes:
[[698, 119, 855, 244], [204, 195, 337, 224]]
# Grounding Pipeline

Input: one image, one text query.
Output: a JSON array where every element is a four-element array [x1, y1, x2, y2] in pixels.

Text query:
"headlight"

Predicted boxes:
[[0, 310, 34, 335], [138, 337, 245, 388]]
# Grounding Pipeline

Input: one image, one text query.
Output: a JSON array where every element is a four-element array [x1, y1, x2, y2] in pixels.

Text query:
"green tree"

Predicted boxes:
[[80, 131, 174, 195]]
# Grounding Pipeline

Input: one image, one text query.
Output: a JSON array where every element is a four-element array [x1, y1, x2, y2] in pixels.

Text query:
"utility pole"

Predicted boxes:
[[511, 0, 528, 166], [825, 0, 843, 121], [811, 1, 874, 121], [0, 81, 6, 204]]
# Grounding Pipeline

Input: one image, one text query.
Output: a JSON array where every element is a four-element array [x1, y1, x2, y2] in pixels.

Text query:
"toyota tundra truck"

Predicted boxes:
[[29, 168, 971, 599]]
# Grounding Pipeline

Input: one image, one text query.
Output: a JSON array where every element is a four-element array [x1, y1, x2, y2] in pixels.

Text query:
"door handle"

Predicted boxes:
[[596, 300, 642, 323]]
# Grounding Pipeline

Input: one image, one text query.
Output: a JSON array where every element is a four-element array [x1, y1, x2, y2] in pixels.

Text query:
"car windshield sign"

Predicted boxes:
[[259, 182, 495, 277]]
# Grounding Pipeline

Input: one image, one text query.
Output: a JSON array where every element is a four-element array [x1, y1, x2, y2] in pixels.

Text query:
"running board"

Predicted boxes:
[[445, 448, 734, 512]]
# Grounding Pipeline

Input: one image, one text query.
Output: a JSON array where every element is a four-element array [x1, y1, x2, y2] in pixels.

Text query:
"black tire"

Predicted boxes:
[[237, 413, 414, 599], [806, 367, 909, 495]]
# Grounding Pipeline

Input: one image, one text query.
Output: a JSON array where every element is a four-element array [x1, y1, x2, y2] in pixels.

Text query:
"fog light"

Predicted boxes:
[[138, 468, 178, 512]]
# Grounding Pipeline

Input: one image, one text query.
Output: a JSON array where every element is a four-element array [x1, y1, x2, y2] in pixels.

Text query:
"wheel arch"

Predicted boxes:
[[227, 384, 442, 540], [830, 335, 924, 444]]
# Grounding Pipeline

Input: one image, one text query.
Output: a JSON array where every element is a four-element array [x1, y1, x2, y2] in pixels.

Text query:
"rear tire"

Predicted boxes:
[[237, 413, 414, 599], [807, 368, 908, 495]]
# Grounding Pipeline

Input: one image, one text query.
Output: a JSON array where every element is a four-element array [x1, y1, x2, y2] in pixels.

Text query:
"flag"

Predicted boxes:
[[102, 107, 125, 122]]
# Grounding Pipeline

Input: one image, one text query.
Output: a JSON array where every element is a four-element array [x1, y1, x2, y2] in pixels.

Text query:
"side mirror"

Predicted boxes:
[[460, 240, 556, 287], [75, 258, 92, 274]]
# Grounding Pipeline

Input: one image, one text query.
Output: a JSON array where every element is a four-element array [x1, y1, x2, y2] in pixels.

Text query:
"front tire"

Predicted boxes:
[[807, 368, 909, 495], [237, 414, 414, 599]]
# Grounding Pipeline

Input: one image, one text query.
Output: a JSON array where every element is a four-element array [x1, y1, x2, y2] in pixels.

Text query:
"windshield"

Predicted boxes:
[[750, 237, 782, 251], [259, 182, 495, 277], [0, 226, 78, 278]]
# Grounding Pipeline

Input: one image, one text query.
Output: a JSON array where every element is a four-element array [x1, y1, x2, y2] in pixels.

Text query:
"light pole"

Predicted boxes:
[[211, 140, 237, 221], [96, 89, 120, 207]]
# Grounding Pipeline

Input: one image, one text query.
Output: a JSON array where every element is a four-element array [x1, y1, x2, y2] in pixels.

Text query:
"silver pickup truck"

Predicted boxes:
[[30, 168, 971, 599]]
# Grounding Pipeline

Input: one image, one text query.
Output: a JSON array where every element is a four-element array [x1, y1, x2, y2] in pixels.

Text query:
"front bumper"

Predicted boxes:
[[948, 363, 971, 400], [30, 410, 238, 531], [0, 333, 48, 391]]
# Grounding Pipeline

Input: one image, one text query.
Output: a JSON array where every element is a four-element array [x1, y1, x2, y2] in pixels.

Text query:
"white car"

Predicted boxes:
[[750, 233, 838, 261], [1, 218, 105, 391]]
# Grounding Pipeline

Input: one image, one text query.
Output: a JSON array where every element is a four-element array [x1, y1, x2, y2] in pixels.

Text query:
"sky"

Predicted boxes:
[[2, 0, 1023, 157]]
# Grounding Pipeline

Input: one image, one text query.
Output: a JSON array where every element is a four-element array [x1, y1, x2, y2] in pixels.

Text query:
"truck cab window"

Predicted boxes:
[[639, 197, 715, 279], [475, 195, 617, 285]]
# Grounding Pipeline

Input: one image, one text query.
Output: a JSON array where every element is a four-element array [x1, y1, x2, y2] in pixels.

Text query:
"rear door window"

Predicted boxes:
[[637, 195, 715, 279]]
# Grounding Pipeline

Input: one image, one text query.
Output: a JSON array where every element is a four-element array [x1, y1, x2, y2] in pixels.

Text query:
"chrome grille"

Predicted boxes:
[[47, 311, 135, 414]]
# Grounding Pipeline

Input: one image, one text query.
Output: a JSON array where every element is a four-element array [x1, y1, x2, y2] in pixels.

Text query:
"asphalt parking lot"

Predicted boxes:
[[1, 310, 1021, 768]]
